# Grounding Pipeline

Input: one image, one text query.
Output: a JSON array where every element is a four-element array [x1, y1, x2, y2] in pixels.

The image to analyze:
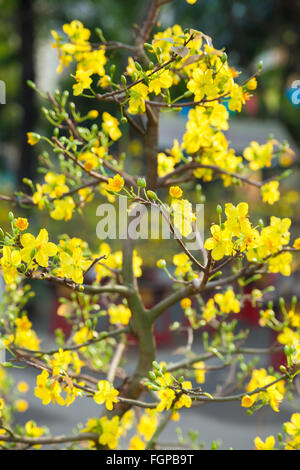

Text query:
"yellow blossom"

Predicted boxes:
[[27, 132, 40, 146], [129, 435, 146, 450], [106, 174, 125, 192], [194, 361, 206, 384], [73, 69, 93, 96], [102, 112, 122, 141], [169, 186, 183, 199], [128, 83, 149, 115], [108, 304, 131, 325], [254, 435, 275, 450], [15, 399, 28, 412], [204, 224, 233, 260], [18, 381, 29, 393], [34, 370, 65, 406], [20, 229, 57, 268], [0, 246, 22, 284], [214, 289, 240, 314], [98, 416, 122, 449], [15, 218, 29, 231], [261, 181, 280, 205], [93, 380, 119, 411]]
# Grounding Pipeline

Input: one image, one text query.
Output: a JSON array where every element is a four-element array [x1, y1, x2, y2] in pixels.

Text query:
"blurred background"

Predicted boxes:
[[0, 0, 300, 449]]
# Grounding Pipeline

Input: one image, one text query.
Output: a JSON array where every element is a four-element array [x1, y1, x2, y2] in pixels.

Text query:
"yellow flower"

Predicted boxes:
[[106, 174, 125, 192], [204, 224, 233, 260], [268, 252, 293, 277], [241, 394, 256, 408], [129, 435, 146, 450], [284, 413, 300, 437], [73, 69, 93, 96], [108, 304, 131, 325], [157, 153, 176, 177], [50, 197, 76, 222], [193, 361, 206, 384], [102, 112, 122, 141], [261, 181, 280, 205], [121, 409, 135, 435], [128, 83, 149, 115], [169, 186, 183, 199], [43, 172, 69, 198], [25, 420, 45, 448], [27, 132, 40, 146], [243, 141, 273, 170], [181, 298, 192, 309], [202, 298, 218, 323], [15, 217, 29, 231], [0, 398, 4, 418], [224, 202, 249, 236], [156, 388, 176, 412], [15, 399, 28, 412], [58, 247, 91, 284], [14, 316, 40, 351], [293, 238, 300, 250], [88, 110, 99, 119], [93, 380, 119, 411], [73, 326, 93, 347], [214, 289, 240, 314], [173, 253, 192, 277], [171, 199, 195, 238], [63, 20, 91, 43], [18, 381, 29, 393], [148, 69, 173, 95], [186, 0, 197, 4], [21, 229, 57, 268], [137, 410, 158, 441], [254, 435, 275, 450], [243, 368, 285, 412], [246, 77, 257, 90], [98, 416, 122, 450], [34, 370, 65, 406], [0, 246, 22, 284]]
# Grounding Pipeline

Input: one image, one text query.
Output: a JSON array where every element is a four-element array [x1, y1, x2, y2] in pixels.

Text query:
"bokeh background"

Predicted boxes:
[[0, 0, 300, 450]]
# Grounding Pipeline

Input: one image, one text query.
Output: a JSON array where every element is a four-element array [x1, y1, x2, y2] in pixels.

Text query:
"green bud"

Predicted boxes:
[[183, 90, 193, 98], [279, 297, 285, 309], [8, 211, 14, 221], [95, 27, 106, 43], [144, 43, 154, 52], [134, 61, 142, 71], [137, 177, 146, 188], [149, 371, 156, 381], [146, 190, 158, 200], [258, 219, 264, 228], [258, 60, 263, 71], [221, 52, 228, 63], [152, 361, 160, 370], [121, 75, 127, 85], [216, 204, 222, 214], [2, 362, 13, 368], [148, 61, 154, 70], [27, 80, 37, 90], [156, 259, 166, 269]]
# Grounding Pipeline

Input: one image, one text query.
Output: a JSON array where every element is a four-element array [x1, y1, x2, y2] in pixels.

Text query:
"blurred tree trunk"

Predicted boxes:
[[18, 0, 36, 188]]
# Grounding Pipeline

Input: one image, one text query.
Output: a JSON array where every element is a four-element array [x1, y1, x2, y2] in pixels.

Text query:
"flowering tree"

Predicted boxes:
[[0, 0, 300, 451]]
